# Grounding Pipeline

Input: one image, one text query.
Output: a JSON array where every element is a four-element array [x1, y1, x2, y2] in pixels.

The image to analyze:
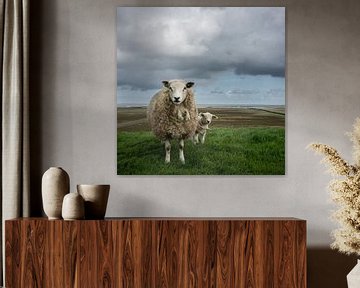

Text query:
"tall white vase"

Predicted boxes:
[[347, 260, 360, 288], [42, 167, 70, 219]]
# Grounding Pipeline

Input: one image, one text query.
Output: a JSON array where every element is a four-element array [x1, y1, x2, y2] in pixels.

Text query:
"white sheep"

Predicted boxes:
[[147, 80, 198, 164], [193, 112, 218, 145]]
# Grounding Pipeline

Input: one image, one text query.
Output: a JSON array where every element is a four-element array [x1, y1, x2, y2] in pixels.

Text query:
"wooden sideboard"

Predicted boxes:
[[5, 218, 306, 287]]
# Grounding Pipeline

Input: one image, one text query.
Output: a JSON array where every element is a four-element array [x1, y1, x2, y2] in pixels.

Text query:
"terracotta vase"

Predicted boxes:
[[347, 259, 360, 288], [62, 192, 85, 220], [77, 184, 110, 219], [42, 167, 70, 219]]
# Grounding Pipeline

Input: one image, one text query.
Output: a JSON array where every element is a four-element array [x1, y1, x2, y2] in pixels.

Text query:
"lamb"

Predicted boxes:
[[147, 79, 198, 164], [193, 112, 218, 145]]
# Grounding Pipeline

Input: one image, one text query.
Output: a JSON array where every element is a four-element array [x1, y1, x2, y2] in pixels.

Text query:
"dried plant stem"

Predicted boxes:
[[308, 143, 357, 176], [349, 118, 360, 167]]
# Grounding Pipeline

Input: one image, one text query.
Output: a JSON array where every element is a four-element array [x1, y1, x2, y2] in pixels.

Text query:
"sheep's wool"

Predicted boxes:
[[147, 85, 198, 141]]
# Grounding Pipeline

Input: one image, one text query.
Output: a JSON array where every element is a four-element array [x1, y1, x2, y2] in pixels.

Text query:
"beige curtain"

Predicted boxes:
[[0, 0, 30, 284]]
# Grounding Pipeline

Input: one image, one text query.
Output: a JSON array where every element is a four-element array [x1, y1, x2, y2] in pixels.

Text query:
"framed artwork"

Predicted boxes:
[[117, 7, 285, 175]]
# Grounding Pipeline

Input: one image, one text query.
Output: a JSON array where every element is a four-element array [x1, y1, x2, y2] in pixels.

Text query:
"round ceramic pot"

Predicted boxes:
[[42, 167, 70, 219], [62, 192, 85, 220], [77, 184, 110, 219]]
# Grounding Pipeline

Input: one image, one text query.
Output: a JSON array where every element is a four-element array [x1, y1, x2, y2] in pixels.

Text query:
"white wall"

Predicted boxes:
[[33, 0, 360, 247]]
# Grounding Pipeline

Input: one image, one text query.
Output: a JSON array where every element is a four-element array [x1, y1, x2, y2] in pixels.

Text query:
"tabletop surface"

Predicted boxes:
[[6, 217, 306, 221]]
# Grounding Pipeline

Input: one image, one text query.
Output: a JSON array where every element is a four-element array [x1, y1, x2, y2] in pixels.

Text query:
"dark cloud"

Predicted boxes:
[[235, 62, 285, 77], [117, 7, 285, 91]]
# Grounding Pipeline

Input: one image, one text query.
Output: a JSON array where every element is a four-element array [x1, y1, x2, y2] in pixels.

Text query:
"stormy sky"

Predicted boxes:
[[117, 7, 285, 106]]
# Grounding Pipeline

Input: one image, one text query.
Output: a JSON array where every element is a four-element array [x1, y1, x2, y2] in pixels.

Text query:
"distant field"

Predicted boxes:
[[117, 127, 285, 175], [117, 106, 285, 132]]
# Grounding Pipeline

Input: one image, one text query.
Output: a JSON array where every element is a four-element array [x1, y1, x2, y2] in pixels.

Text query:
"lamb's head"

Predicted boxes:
[[162, 80, 194, 105], [198, 112, 218, 125]]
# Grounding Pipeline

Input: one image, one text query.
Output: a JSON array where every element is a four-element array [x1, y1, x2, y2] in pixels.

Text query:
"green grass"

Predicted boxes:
[[117, 127, 285, 175]]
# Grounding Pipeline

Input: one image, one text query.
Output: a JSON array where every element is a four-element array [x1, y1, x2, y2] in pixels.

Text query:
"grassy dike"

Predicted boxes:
[[117, 127, 285, 175]]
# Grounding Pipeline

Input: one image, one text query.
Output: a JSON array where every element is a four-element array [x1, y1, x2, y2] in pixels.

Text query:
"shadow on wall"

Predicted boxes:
[[308, 248, 357, 288], [29, 0, 46, 216]]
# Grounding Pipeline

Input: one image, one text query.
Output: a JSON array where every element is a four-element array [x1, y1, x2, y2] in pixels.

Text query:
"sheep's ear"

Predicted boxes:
[[186, 82, 194, 88], [212, 114, 219, 119], [199, 112, 204, 117], [162, 81, 170, 88]]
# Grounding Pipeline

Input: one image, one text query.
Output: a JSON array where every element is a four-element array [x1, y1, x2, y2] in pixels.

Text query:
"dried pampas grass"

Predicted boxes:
[[308, 118, 360, 256]]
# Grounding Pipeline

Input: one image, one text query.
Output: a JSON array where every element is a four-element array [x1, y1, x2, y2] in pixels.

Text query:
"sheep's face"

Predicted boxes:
[[162, 80, 194, 105], [199, 112, 218, 125]]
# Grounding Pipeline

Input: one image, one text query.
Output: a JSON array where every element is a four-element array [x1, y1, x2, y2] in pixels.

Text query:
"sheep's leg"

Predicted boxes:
[[179, 139, 185, 164], [165, 140, 171, 163], [193, 133, 199, 145], [200, 131, 207, 144]]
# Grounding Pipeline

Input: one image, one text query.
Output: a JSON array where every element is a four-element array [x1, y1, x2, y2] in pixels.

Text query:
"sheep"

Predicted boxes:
[[193, 112, 218, 145], [147, 79, 198, 164]]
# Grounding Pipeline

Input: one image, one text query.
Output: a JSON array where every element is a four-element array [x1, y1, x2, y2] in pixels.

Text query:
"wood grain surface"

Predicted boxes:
[[5, 218, 306, 288]]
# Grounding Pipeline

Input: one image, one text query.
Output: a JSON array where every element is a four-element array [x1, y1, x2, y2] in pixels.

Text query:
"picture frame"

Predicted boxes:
[[117, 7, 285, 175]]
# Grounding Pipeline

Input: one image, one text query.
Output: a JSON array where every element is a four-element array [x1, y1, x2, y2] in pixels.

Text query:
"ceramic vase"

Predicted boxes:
[[77, 184, 110, 219], [42, 167, 70, 219], [347, 259, 360, 288], [62, 192, 85, 220]]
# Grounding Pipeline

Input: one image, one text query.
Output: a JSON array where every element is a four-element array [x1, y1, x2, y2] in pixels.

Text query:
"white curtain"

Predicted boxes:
[[0, 0, 30, 284]]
